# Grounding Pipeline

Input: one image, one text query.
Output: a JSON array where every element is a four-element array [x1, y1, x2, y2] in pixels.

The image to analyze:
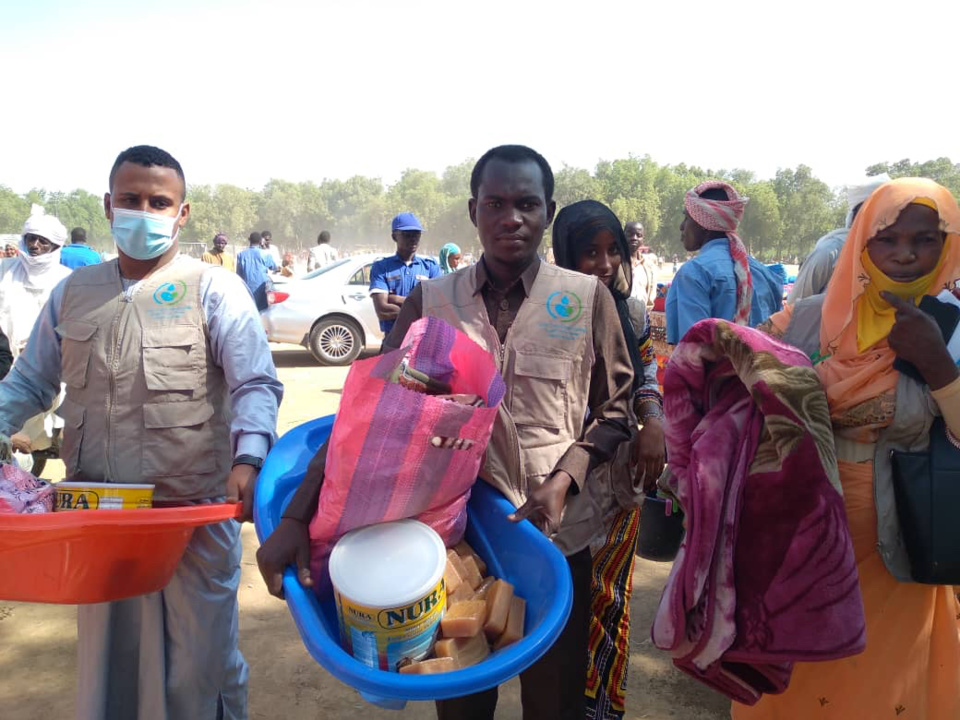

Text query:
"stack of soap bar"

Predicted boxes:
[[455, 541, 488, 575], [440, 600, 487, 638], [435, 633, 490, 667], [395, 537, 528, 675], [483, 580, 515, 640], [460, 555, 484, 590], [446, 584, 473, 607], [494, 596, 526, 650], [399, 657, 459, 675], [473, 576, 495, 601], [445, 550, 468, 594]]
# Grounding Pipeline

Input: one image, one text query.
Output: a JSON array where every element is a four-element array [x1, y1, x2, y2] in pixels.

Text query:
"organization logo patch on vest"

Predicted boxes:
[[546, 291, 583, 323], [153, 281, 188, 306]]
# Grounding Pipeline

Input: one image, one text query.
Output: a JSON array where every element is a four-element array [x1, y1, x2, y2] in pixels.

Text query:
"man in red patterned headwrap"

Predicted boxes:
[[665, 180, 783, 345]]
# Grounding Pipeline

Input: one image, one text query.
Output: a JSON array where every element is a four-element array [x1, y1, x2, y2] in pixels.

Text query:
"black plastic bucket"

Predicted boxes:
[[637, 494, 685, 562]]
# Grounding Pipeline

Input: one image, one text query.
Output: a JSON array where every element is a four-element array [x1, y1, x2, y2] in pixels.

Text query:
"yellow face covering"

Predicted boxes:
[[857, 247, 945, 352]]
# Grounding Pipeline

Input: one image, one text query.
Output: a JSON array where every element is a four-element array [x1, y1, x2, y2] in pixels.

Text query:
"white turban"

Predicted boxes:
[[15, 209, 69, 291], [22, 211, 68, 246], [845, 173, 892, 227]]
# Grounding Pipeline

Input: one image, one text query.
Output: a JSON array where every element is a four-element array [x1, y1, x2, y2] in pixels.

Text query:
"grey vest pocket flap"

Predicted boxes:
[[144, 400, 215, 429], [141, 325, 200, 348], [55, 320, 98, 342], [514, 353, 571, 381]]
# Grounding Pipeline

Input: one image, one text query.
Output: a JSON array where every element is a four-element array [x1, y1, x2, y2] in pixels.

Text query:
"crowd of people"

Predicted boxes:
[[0, 141, 958, 720]]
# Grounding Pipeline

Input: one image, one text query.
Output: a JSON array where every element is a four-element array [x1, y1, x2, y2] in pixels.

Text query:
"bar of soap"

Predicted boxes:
[[434, 633, 490, 667], [460, 555, 484, 590], [440, 600, 487, 638], [446, 584, 473, 607], [455, 541, 488, 575], [447, 549, 469, 590], [494, 596, 526, 650], [483, 579, 515, 640], [444, 555, 464, 595], [399, 657, 458, 675], [473, 576, 496, 601]]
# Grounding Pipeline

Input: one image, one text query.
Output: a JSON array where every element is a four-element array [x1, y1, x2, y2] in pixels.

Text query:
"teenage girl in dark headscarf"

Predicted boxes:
[[553, 200, 665, 720]]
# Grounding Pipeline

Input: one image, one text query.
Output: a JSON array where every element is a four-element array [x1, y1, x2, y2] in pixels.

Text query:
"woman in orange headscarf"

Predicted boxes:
[[736, 178, 960, 719]]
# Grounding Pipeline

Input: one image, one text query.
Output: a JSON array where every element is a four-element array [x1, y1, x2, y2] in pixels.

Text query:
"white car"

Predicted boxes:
[[260, 254, 385, 365]]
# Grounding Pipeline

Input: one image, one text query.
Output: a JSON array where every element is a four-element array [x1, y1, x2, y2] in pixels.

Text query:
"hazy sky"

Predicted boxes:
[[3, 0, 957, 196]]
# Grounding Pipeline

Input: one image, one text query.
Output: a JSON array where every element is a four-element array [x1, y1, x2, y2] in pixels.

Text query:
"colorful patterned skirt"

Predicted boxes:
[[649, 310, 672, 391], [585, 507, 641, 720]]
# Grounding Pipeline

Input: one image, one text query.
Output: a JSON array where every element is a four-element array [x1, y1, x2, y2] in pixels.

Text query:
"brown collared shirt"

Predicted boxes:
[[282, 257, 634, 523]]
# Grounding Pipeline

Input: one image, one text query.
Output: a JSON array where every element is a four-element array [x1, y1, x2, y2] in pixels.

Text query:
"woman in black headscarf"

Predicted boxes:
[[553, 200, 665, 720]]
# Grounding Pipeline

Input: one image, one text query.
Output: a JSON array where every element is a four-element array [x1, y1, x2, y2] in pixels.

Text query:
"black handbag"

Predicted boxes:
[[891, 417, 960, 584]]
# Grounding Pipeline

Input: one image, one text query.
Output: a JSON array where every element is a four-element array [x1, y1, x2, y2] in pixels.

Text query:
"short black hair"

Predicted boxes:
[[109, 145, 186, 201], [71, 227, 86, 244], [470, 145, 554, 202], [318, 230, 331, 244], [261, 230, 272, 241], [249, 231, 262, 245]]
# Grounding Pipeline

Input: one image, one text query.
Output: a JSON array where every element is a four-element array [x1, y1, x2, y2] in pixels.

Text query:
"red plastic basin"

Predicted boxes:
[[0, 503, 240, 604]]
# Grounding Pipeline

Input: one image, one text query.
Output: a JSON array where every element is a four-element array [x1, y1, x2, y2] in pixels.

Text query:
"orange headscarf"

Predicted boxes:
[[817, 178, 960, 417]]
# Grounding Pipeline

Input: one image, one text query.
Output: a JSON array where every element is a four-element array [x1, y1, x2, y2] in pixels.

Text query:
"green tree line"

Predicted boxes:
[[1, 156, 956, 262]]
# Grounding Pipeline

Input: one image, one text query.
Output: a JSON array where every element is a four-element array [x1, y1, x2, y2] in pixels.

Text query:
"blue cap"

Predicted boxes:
[[391, 212, 423, 232]]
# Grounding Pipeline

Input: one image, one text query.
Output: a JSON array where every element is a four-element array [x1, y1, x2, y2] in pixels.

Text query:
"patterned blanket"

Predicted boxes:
[[652, 319, 865, 705], [0, 462, 54, 514]]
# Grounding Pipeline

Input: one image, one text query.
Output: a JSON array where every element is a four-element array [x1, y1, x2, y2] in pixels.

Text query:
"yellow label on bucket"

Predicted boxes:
[[55, 483, 154, 511], [335, 577, 446, 672]]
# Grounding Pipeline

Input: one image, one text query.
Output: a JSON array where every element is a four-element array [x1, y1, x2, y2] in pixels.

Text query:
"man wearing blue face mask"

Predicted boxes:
[[0, 145, 283, 720]]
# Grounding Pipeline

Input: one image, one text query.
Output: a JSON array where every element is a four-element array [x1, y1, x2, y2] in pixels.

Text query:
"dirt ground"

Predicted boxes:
[[0, 345, 730, 720]]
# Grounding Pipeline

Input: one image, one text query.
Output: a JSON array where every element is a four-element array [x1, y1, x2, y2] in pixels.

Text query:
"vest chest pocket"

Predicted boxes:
[[142, 399, 217, 477], [510, 353, 571, 430], [142, 325, 203, 392], [55, 321, 98, 389]]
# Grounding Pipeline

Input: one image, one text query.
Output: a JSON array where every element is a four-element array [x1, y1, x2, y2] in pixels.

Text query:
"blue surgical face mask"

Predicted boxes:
[[110, 204, 183, 260]]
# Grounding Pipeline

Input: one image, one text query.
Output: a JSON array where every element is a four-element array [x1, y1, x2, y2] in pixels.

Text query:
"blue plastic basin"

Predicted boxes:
[[254, 415, 573, 707]]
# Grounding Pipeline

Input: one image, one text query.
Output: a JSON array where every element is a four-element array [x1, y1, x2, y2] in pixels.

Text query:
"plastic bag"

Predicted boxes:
[[309, 317, 505, 589]]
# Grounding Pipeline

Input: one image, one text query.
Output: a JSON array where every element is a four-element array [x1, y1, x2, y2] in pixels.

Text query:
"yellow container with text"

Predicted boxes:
[[55, 482, 155, 511]]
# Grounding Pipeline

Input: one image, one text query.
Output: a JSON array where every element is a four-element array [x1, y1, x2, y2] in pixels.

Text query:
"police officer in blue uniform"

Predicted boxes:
[[369, 212, 441, 335]]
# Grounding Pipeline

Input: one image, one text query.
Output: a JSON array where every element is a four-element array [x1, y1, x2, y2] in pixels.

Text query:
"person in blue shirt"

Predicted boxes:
[[236, 231, 278, 310], [369, 212, 440, 334], [666, 181, 782, 345], [60, 227, 102, 269]]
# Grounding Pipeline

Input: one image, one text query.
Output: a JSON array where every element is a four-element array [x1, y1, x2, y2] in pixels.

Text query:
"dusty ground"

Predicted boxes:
[[0, 345, 729, 720]]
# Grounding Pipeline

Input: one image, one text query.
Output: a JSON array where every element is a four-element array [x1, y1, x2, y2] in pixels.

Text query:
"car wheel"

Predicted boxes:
[[308, 317, 363, 366]]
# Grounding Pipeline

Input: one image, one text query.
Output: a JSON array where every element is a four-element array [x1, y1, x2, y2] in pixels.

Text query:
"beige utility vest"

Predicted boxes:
[[55, 258, 232, 502], [421, 262, 597, 509]]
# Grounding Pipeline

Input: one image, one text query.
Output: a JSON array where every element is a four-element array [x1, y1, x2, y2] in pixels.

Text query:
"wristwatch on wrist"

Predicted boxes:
[[232, 454, 263, 470], [635, 398, 665, 423]]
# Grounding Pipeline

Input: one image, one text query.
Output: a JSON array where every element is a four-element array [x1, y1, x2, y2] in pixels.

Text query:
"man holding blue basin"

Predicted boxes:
[[259, 144, 634, 720]]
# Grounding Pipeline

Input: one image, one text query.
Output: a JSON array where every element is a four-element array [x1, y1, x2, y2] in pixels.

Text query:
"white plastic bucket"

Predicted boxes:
[[329, 519, 447, 672]]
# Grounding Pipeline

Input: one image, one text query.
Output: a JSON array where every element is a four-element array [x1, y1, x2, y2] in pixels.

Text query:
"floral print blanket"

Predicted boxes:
[[0, 462, 54, 514], [652, 320, 866, 705]]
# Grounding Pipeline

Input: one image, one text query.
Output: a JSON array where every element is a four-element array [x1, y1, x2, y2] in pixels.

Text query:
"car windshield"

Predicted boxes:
[[300, 258, 352, 280]]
